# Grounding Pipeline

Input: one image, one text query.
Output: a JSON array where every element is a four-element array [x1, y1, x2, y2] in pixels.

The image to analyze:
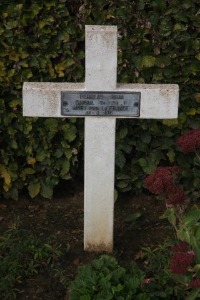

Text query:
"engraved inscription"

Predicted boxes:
[[61, 92, 140, 117]]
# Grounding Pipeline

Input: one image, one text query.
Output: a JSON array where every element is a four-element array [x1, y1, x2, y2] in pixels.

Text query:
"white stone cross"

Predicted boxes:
[[23, 25, 179, 252]]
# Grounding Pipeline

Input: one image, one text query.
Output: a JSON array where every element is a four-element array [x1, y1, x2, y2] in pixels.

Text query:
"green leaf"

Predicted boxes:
[[186, 288, 200, 300], [31, 4, 41, 16], [116, 181, 129, 189], [167, 149, 175, 163], [125, 212, 142, 223], [36, 151, 47, 162], [116, 150, 126, 169], [116, 174, 130, 180], [162, 119, 179, 126], [174, 24, 185, 31], [20, 168, 35, 181], [194, 93, 200, 103], [28, 182, 41, 198], [41, 182, 53, 199], [6, 20, 18, 29], [194, 157, 200, 167], [141, 132, 151, 143], [138, 158, 147, 168], [54, 149, 63, 158], [195, 53, 200, 61], [194, 264, 200, 272], [182, 206, 200, 226], [138, 157, 156, 174], [64, 128, 76, 142], [187, 108, 197, 116], [178, 226, 191, 243], [141, 56, 156, 68], [60, 160, 70, 176], [191, 240, 200, 264], [160, 208, 176, 226], [22, 69, 33, 79], [118, 127, 128, 139]]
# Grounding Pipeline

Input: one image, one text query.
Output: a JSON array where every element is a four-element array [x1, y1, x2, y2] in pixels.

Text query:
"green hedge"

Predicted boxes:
[[0, 0, 200, 199]]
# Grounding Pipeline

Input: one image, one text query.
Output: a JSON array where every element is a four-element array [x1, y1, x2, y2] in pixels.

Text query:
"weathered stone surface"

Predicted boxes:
[[23, 82, 178, 119]]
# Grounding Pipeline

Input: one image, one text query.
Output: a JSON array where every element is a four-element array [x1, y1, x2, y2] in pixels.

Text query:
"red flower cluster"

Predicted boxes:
[[144, 166, 181, 195], [169, 264, 188, 275], [169, 242, 194, 275], [144, 166, 185, 205], [171, 252, 194, 266], [165, 188, 185, 205], [172, 241, 189, 252], [176, 129, 200, 154], [189, 278, 200, 288]]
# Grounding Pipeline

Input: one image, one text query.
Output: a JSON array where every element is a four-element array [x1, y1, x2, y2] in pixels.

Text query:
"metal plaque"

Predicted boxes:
[[61, 91, 140, 117]]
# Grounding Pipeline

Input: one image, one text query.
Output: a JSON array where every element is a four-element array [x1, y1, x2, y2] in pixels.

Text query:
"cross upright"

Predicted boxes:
[[23, 25, 179, 252]]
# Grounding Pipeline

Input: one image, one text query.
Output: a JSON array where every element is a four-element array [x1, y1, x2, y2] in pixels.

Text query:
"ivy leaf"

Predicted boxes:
[[28, 182, 41, 198], [20, 168, 35, 181], [116, 150, 126, 169], [187, 108, 196, 115], [36, 151, 47, 162], [118, 127, 128, 139], [0, 164, 11, 191], [138, 158, 147, 168], [141, 132, 151, 143], [41, 182, 53, 199], [195, 53, 200, 61], [27, 157, 36, 166], [194, 93, 200, 103], [162, 119, 179, 126], [141, 56, 156, 68], [0, 167, 11, 186], [167, 149, 175, 163], [60, 160, 70, 176]]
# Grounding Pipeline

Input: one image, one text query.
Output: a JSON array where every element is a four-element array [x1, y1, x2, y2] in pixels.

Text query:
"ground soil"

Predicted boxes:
[[0, 181, 172, 300]]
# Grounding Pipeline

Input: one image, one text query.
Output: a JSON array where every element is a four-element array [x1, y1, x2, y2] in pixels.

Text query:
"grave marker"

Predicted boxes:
[[23, 25, 179, 252]]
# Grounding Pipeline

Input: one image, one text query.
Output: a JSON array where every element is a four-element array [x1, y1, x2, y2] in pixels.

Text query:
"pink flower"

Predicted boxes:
[[189, 278, 200, 288], [165, 188, 185, 205], [169, 263, 187, 275], [172, 241, 189, 252], [176, 129, 200, 154], [144, 278, 151, 285], [169, 249, 195, 275], [144, 166, 181, 195], [171, 252, 194, 266], [144, 167, 185, 206]]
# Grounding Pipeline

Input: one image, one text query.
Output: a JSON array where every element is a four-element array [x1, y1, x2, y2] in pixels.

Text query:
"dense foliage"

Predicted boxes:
[[0, 0, 199, 199], [68, 254, 184, 299], [144, 130, 200, 299]]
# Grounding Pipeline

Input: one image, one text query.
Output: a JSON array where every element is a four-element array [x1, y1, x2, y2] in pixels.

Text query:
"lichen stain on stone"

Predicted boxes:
[[85, 242, 113, 253], [46, 91, 59, 115]]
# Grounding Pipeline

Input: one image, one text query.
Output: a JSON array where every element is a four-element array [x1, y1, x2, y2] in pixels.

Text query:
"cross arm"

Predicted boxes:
[[117, 83, 179, 119], [23, 82, 84, 117], [23, 82, 178, 119]]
